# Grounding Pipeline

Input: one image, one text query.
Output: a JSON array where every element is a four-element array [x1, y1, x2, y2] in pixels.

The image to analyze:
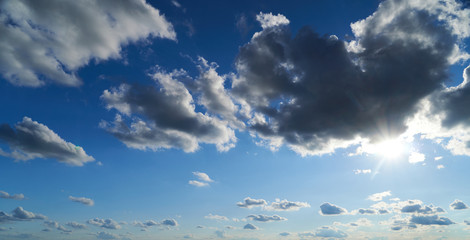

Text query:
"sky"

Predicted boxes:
[[1, 0, 470, 239]]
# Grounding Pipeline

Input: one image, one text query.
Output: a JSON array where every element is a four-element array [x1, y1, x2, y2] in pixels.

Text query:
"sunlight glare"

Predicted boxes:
[[372, 139, 405, 159]]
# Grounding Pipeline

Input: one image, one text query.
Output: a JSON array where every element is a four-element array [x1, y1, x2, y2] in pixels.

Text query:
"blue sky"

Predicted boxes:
[[1, 0, 470, 239]]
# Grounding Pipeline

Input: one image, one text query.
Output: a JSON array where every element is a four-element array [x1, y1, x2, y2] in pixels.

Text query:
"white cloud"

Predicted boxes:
[[437, 164, 445, 169], [408, 152, 425, 164], [246, 214, 287, 222], [435, 156, 443, 161], [192, 171, 213, 182], [367, 191, 392, 202], [236, 197, 267, 208], [69, 196, 94, 206], [0, 0, 175, 87], [265, 199, 310, 211], [205, 214, 229, 221], [314, 226, 347, 238], [0, 191, 24, 200], [255, 12, 290, 29], [0, 207, 46, 223], [0, 117, 94, 166], [87, 218, 121, 230], [188, 180, 208, 187], [353, 169, 371, 174]]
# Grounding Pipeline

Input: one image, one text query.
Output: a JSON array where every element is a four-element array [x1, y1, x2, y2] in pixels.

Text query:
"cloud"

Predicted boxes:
[[0, 207, 46, 222], [246, 214, 287, 222], [205, 214, 229, 221], [319, 203, 347, 215], [188, 180, 209, 187], [409, 152, 426, 164], [44, 221, 71, 233], [96, 231, 119, 240], [66, 222, 87, 229], [192, 171, 214, 182], [87, 218, 121, 230], [0, 117, 94, 166], [279, 232, 290, 236], [243, 223, 258, 230], [0, 191, 24, 200], [134, 219, 177, 229], [236, 197, 267, 208], [353, 169, 371, 174], [160, 219, 178, 227], [314, 226, 347, 238], [410, 215, 455, 225], [229, 0, 470, 156], [351, 208, 379, 215], [437, 164, 445, 169], [400, 201, 445, 215], [450, 199, 469, 210], [214, 230, 226, 238], [255, 12, 290, 29], [101, 68, 236, 153], [367, 191, 392, 201], [265, 199, 310, 211], [69, 196, 94, 206], [0, 0, 175, 87]]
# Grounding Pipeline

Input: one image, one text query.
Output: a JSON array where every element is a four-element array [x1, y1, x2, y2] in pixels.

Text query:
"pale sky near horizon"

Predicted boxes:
[[1, 0, 470, 239]]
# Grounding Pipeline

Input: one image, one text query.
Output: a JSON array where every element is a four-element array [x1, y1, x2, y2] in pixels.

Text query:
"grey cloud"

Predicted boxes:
[[410, 215, 455, 225], [69, 196, 94, 206], [314, 226, 347, 239], [66, 222, 87, 229], [356, 208, 378, 215], [450, 199, 469, 210], [134, 218, 177, 228], [243, 223, 258, 230], [319, 203, 347, 215], [96, 231, 119, 240], [266, 199, 310, 211], [215, 230, 226, 238], [279, 232, 290, 236], [161, 219, 178, 227], [236, 197, 267, 208], [465, 220, 470, 225], [230, 0, 469, 155], [87, 218, 121, 230], [0, 191, 24, 200], [0, 0, 175, 87], [0, 207, 46, 223], [400, 202, 445, 215], [44, 221, 71, 233], [246, 214, 287, 222], [101, 69, 236, 153], [0, 117, 94, 166]]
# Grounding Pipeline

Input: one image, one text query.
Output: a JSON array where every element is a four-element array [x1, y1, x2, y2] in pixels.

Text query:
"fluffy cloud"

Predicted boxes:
[[134, 219, 178, 228], [246, 214, 287, 222], [0, 191, 24, 200], [87, 218, 121, 230], [96, 231, 119, 240], [450, 199, 469, 210], [256, 12, 290, 29], [353, 169, 371, 174], [205, 214, 229, 221], [409, 152, 426, 164], [236, 197, 267, 208], [372, 199, 445, 215], [188, 180, 208, 187], [410, 215, 455, 226], [0, 117, 94, 166], [0, 207, 46, 222], [229, 0, 470, 156], [101, 69, 236, 153], [161, 219, 178, 227], [44, 221, 71, 233], [314, 226, 347, 238], [319, 203, 347, 215], [243, 223, 258, 230], [69, 196, 94, 206], [367, 191, 392, 201], [189, 171, 213, 187], [0, 0, 175, 87], [265, 199, 310, 211], [66, 222, 87, 229]]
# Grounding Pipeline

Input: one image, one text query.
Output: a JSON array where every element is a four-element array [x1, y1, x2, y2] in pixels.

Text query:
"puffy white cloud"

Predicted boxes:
[[0, 207, 46, 222], [69, 196, 94, 206], [87, 218, 121, 230], [409, 152, 426, 164], [44, 221, 71, 233], [246, 214, 287, 222], [256, 12, 290, 29], [265, 199, 310, 211], [236, 197, 267, 208], [0, 191, 24, 200], [353, 169, 371, 174], [450, 199, 469, 210], [0, 0, 175, 87], [134, 218, 177, 228], [319, 203, 347, 215], [192, 171, 213, 183], [367, 191, 392, 201], [188, 180, 208, 187], [437, 164, 445, 169], [243, 223, 258, 230], [101, 68, 237, 153], [205, 214, 229, 221], [0, 117, 94, 166]]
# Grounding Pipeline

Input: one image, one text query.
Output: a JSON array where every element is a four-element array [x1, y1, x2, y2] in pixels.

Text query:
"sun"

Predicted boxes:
[[372, 139, 405, 159]]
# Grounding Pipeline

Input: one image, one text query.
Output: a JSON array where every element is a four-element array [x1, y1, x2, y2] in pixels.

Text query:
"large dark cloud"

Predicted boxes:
[[0, 207, 46, 223], [230, 0, 470, 155], [410, 215, 455, 225], [0, 117, 94, 166]]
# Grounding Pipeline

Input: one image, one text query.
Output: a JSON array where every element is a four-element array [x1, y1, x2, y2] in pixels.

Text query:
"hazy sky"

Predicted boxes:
[[1, 0, 470, 239]]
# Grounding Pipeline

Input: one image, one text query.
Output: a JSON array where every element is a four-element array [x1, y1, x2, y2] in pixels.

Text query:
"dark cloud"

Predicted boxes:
[[319, 203, 347, 215], [161, 219, 178, 227], [400, 201, 445, 215], [133, 218, 178, 228], [243, 223, 258, 230], [236, 197, 267, 208], [0, 117, 94, 166], [0, 191, 24, 200], [87, 218, 121, 230], [355, 208, 378, 215], [101, 69, 236, 153], [69, 196, 94, 206], [246, 214, 287, 222], [230, 0, 469, 155], [410, 215, 455, 225], [279, 232, 290, 236], [0, 207, 46, 223], [450, 199, 469, 210], [0, 0, 175, 87], [66, 222, 87, 229], [96, 231, 119, 240]]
